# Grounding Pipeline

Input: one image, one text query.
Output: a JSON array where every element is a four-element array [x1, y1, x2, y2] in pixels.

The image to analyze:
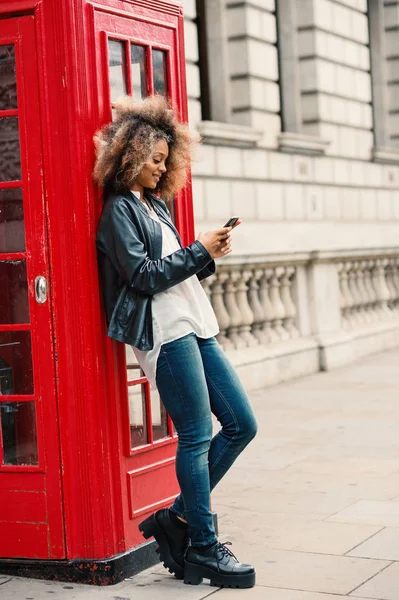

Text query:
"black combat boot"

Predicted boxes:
[[139, 509, 189, 579], [184, 541, 255, 588]]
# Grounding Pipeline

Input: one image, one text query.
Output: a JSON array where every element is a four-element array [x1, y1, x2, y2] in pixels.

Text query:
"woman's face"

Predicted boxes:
[[137, 139, 169, 189]]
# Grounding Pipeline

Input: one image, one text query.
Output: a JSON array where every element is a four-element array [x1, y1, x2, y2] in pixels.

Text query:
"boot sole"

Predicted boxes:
[[138, 514, 184, 579], [184, 561, 255, 589]]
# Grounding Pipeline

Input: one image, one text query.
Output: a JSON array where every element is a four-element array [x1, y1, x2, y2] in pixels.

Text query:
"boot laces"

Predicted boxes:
[[218, 541, 238, 561]]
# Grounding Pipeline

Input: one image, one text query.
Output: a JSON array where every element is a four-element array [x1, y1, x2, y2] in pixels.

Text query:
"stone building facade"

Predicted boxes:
[[179, 0, 399, 389]]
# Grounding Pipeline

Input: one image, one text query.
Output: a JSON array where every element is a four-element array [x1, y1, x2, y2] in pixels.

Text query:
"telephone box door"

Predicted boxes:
[[0, 17, 65, 559], [93, 3, 191, 548]]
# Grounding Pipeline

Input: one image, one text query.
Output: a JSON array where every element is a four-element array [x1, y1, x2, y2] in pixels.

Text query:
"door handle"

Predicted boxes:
[[35, 276, 47, 304]]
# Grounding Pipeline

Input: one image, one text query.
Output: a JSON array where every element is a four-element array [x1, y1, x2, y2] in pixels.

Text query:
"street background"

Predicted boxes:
[[3, 348, 399, 599]]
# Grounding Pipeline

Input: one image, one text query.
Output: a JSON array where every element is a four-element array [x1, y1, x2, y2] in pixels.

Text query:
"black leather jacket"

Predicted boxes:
[[96, 191, 215, 350]]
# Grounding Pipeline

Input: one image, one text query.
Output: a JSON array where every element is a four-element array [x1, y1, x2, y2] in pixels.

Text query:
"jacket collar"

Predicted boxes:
[[128, 190, 149, 216], [127, 190, 181, 243]]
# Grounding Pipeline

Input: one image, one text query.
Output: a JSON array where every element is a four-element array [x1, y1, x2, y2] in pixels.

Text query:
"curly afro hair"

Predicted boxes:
[[93, 95, 199, 200]]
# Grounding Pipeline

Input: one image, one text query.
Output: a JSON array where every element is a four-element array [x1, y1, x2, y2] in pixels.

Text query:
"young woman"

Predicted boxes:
[[95, 95, 257, 589]]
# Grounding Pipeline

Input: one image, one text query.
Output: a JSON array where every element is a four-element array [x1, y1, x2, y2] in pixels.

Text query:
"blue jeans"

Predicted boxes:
[[155, 334, 258, 546]]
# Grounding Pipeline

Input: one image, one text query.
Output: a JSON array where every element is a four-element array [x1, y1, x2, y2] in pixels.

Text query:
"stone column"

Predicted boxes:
[[210, 271, 233, 349], [235, 269, 258, 347], [224, 269, 246, 349], [259, 268, 279, 342], [248, 267, 267, 344]]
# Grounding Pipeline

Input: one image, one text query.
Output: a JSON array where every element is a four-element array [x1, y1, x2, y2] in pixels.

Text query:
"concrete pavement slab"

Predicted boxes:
[[0, 567, 216, 600], [208, 543, 389, 595], [280, 456, 399, 478], [219, 508, 382, 554], [216, 488, 357, 517], [349, 561, 398, 599], [262, 521, 383, 555], [222, 467, 399, 501], [327, 500, 399, 526], [216, 588, 371, 600], [347, 527, 399, 560], [230, 442, 316, 471]]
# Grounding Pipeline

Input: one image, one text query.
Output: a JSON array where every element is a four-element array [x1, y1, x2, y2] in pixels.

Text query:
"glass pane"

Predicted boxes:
[[0, 45, 17, 110], [152, 50, 167, 96], [151, 388, 169, 441], [0, 117, 21, 181], [108, 39, 127, 103], [128, 383, 148, 448], [0, 331, 33, 395], [126, 346, 147, 447], [131, 45, 147, 100], [0, 260, 29, 324], [1, 402, 38, 465], [0, 188, 25, 252]]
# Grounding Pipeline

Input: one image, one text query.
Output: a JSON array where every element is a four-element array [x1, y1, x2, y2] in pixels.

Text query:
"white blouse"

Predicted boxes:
[[132, 198, 219, 389]]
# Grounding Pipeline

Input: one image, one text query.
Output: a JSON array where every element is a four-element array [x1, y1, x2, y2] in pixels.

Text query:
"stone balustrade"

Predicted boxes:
[[203, 249, 399, 352], [202, 260, 301, 351], [338, 257, 399, 329]]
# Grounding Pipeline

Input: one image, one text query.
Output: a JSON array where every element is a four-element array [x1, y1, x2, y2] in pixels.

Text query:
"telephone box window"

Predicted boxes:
[[0, 117, 21, 181], [0, 45, 17, 110], [0, 331, 33, 395], [126, 350, 172, 450], [0, 260, 29, 324], [130, 44, 147, 100], [0, 402, 38, 465], [128, 385, 170, 447], [108, 39, 127, 103], [151, 388, 168, 441], [128, 382, 148, 447], [0, 188, 25, 253], [152, 49, 167, 96]]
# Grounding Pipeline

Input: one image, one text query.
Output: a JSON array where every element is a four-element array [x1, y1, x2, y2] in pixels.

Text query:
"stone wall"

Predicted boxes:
[[175, 0, 399, 385], [180, 0, 399, 253]]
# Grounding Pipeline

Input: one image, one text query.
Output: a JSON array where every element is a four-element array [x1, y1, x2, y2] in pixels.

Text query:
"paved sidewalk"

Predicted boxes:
[[3, 349, 399, 600]]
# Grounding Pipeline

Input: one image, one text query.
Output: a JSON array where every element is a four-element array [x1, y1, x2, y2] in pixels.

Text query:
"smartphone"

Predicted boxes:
[[224, 216, 239, 228]]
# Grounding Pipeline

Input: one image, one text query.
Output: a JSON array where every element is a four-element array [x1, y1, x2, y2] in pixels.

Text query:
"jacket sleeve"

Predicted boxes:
[[197, 261, 216, 281], [98, 199, 213, 296]]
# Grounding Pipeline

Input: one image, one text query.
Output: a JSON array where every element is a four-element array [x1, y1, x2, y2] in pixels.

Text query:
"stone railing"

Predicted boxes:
[[203, 249, 399, 352], [337, 256, 399, 329], [201, 256, 306, 351]]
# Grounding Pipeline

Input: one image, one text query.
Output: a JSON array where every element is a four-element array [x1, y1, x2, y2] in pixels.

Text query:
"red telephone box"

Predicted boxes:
[[0, 0, 193, 585]]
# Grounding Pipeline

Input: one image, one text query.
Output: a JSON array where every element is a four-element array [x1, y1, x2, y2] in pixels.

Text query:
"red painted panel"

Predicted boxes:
[[127, 457, 178, 519], [0, 490, 46, 523], [0, 522, 48, 559], [0, 472, 45, 492]]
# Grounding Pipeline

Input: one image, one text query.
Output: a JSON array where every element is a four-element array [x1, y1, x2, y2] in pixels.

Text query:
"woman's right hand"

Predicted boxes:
[[197, 227, 232, 259]]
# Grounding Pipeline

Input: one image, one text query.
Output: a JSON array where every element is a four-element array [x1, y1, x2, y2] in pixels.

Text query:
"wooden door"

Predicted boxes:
[[0, 16, 65, 559]]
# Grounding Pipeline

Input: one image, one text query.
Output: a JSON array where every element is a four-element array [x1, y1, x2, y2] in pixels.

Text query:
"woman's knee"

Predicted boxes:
[[241, 414, 258, 443], [247, 416, 258, 441], [222, 412, 257, 444]]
